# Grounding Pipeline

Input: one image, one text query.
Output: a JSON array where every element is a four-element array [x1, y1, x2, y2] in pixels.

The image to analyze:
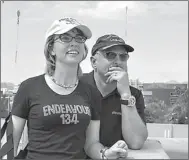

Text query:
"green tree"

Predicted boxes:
[[166, 89, 188, 124], [144, 97, 169, 123]]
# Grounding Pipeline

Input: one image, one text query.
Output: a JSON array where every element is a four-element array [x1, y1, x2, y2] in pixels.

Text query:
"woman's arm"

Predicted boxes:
[[12, 115, 26, 156], [84, 120, 103, 159]]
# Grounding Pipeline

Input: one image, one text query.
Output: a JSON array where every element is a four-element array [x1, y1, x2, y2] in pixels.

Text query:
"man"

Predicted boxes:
[[81, 34, 148, 150]]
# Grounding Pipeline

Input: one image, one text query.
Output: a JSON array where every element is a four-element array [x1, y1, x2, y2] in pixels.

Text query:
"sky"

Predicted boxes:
[[1, 1, 188, 85]]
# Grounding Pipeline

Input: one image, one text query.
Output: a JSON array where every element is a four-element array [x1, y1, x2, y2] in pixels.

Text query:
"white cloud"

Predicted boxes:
[[77, 1, 188, 21], [22, 17, 44, 22], [147, 1, 188, 15], [97, 1, 135, 11], [77, 1, 148, 20], [29, 1, 45, 9], [174, 60, 188, 73]]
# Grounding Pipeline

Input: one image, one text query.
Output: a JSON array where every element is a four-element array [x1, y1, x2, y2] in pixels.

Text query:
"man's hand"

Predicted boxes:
[[105, 140, 128, 159], [104, 67, 131, 96]]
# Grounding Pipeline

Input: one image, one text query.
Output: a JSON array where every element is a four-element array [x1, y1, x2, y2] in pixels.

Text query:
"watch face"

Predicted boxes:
[[128, 96, 136, 106], [121, 96, 136, 107]]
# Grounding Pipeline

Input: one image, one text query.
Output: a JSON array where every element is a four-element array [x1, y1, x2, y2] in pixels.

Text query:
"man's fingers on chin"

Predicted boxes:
[[105, 71, 120, 76], [107, 74, 117, 82], [104, 71, 114, 76], [109, 67, 122, 70], [106, 75, 113, 83], [109, 77, 118, 83], [109, 78, 114, 82]]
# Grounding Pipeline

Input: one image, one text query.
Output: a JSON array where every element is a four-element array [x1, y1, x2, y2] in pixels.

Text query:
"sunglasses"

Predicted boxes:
[[99, 51, 129, 61], [57, 34, 87, 43]]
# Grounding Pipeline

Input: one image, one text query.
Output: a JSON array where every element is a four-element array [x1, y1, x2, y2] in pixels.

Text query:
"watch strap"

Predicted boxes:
[[120, 99, 129, 105]]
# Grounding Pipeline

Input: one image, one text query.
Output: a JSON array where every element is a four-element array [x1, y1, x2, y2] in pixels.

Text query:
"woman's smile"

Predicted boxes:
[[66, 50, 79, 55]]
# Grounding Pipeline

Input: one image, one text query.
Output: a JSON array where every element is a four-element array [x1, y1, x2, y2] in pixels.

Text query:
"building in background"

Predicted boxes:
[[129, 79, 143, 91], [0, 84, 20, 116], [129, 80, 188, 106], [142, 83, 188, 106]]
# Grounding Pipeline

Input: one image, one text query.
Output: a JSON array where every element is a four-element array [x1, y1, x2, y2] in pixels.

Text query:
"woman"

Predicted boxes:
[[11, 17, 128, 159]]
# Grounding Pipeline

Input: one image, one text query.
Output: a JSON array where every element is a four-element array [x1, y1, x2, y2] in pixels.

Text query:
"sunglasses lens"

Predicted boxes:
[[120, 54, 129, 61], [59, 35, 72, 42], [103, 52, 129, 61], [106, 52, 117, 60], [75, 36, 86, 43]]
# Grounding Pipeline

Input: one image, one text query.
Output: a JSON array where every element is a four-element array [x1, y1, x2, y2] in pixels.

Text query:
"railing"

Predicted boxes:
[[1, 121, 188, 159], [0, 118, 13, 160], [146, 123, 188, 138]]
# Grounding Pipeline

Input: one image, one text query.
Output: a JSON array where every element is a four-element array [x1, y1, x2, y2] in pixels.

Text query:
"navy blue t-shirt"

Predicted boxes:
[[12, 74, 101, 159]]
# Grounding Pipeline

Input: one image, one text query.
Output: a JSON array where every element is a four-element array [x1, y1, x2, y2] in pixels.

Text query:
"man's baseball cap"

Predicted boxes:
[[92, 34, 134, 55], [45, 17, 92, 41]]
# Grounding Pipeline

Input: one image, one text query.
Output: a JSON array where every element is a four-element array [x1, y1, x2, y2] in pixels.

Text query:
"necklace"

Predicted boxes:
[[51, 77, 79, 89]]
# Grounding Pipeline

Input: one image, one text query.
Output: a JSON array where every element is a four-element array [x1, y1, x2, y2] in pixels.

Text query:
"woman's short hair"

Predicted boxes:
[[44, 32, 88, 77]]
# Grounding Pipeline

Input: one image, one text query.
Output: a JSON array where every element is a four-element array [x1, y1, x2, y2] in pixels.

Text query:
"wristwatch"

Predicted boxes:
[[100, 147, 109, 159], [120, 95, 136, 107]]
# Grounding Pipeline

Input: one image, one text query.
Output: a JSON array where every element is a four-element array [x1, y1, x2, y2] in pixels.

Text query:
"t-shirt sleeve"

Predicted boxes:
[[89, 86, 101, 120], [11, 81, 30, 119], [135, 90, 146, 124]]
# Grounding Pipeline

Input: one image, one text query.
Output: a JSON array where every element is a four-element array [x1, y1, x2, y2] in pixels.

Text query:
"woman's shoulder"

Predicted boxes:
[[19, 74, 45, 88]]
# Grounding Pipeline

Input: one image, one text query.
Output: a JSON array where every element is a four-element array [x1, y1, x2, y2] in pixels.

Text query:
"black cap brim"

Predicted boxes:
[[102, 44, 134, 53]]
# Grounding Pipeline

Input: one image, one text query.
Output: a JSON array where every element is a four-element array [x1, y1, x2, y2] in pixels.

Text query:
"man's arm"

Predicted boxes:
[[104, 67, 148, 149], [121, 90, 148, 150]]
